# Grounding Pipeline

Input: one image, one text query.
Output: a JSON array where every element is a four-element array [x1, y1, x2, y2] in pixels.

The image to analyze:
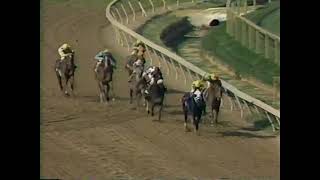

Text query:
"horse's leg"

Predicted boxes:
[[211, 106, 215, 126], [136, 92, 140, 108], [70, 75, 75, 94], [151, 103, 155, 116], [98, 82, 104, 103], [196, 115, 200, 136], [158, 103, 163, 121], [184, 110, 189, 132], [143, 97, 146, 107], [146, 101, 150, 114], [192, 114, 198, 134], [62, 77, 69, 96], [66, 76, 74, 96], [56, 73, 63, 91], [129, 89, 133, 104], [215, 105, 220, 125], [105, 83, 110, 102]]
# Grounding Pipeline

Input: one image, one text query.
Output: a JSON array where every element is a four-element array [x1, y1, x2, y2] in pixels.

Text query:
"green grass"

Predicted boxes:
[[202, 22, 279, 85], [260, 8, 280, 35], [245, 1, 280, 36]]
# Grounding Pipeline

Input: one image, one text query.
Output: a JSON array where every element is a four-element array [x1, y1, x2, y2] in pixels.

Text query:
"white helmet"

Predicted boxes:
[[61, 43, 70, 49], [157, 79, 164, 84], [135, 59, 143, 66]]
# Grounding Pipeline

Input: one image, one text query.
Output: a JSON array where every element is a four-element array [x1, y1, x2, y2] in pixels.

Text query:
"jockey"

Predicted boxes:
[[190, 79, 205, 104], [204, 73, 222, 87], [191, 79, 205, 93], [143, 66, 165, 94], [127, 58, 145, 82], [147, 66, 163, 85], [131, 47, 139, 55], [58, 43, 74, 61], [125, 47, 139, 70], [94, 49, 117, 71], [133, 40, 146, 54], [57, 43, 77, 70]]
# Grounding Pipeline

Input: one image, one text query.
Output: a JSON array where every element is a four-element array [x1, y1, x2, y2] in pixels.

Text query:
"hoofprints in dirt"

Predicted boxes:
[[40, 1, 279, 179]]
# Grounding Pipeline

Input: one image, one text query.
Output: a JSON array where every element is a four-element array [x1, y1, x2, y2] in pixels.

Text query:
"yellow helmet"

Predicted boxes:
[[103, 49, 109, 53], [61, 43, 70, 49], [193, 80, 201, 88], [211, 73, 218, 80], [136, 40, 142, 44]]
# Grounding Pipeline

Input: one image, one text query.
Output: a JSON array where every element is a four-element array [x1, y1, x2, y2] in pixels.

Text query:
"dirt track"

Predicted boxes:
[[40, 1, 279, 179]]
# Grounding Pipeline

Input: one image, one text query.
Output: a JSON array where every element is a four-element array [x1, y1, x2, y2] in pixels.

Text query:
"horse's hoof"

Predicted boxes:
[[147, 110, 150, 114]]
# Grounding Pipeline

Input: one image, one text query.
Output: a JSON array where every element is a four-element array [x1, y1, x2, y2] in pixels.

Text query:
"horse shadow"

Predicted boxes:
[[218, 130, 277, 139], [166, 110, 182, 115]]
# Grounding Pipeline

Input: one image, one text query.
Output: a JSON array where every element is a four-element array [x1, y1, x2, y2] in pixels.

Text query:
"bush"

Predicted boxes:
[[160, 17, 193, 48]]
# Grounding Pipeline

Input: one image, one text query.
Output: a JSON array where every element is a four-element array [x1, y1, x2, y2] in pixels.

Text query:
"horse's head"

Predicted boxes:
[[96, 59, 105, 69]]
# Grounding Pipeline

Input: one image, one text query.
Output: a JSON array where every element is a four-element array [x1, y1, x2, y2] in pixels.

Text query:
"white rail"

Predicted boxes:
[[106, 0, 280, 130]]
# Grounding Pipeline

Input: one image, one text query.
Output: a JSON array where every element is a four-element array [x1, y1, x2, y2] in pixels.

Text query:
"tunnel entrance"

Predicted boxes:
[[209, 19, 220, 26]]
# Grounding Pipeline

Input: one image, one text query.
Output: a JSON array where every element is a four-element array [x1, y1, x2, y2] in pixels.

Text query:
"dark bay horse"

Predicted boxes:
[[94, 58, 113, 103], [144, 80, 166, 121], [203, 80, 223, 125], [182, 89, 206, 135], [55, 53, 76, 96]]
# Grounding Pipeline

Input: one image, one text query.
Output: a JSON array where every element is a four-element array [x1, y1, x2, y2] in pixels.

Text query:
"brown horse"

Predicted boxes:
[[94, 58, 113, 103], [55, 53, 76, 96], [128, 65, 147, 107], [203, 80, 223, 126]]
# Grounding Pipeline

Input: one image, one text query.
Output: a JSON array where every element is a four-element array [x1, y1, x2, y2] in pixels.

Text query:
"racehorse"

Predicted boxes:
[[55, 53, 76, 96], [181, 89, 206, 135], [203, 80, 223, 125], [129, 64, 147, 107], [94, 58, 113, 103], [144, 78, 166, 121]]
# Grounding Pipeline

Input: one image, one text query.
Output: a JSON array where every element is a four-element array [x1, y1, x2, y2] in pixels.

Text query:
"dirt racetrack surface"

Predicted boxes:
[[40, 1, 279, 179]]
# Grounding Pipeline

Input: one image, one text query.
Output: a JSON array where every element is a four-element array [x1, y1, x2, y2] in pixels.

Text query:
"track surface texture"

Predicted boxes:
[[40, 1, 279, 179]]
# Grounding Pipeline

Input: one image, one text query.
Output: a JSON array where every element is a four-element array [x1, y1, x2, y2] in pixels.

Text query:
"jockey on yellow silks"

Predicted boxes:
[[57, 43, 77, 71], [58, 43, 74, 60]]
